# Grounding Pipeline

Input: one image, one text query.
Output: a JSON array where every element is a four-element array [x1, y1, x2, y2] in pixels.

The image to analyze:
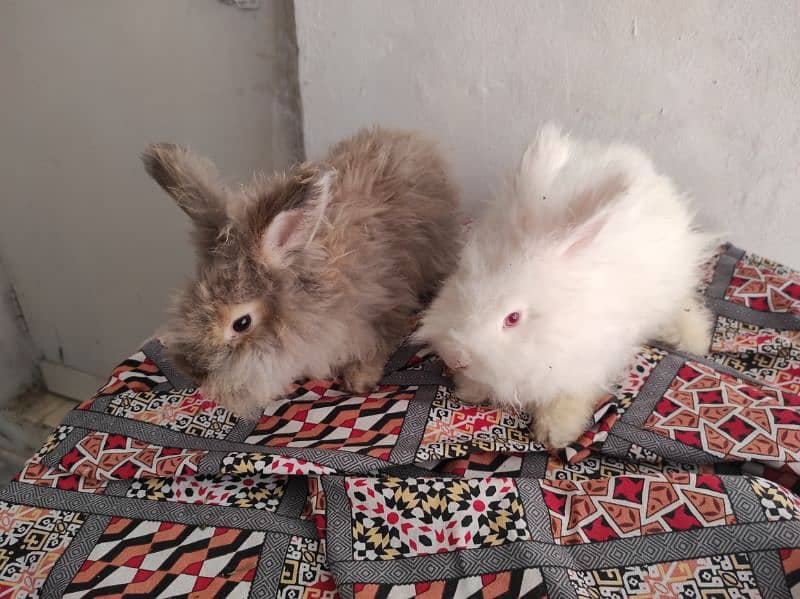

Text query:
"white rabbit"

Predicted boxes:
[[415, 124, 713, 448]]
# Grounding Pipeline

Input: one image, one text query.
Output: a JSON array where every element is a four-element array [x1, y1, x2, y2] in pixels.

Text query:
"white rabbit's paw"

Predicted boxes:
[[533, 393, 595, 448], [453, 372, 491, 405]]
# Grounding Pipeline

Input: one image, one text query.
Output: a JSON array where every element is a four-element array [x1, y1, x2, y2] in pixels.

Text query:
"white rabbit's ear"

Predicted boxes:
[[260, 168, 335, 263], [142, 144, 229, 249], [561, 173, 628, 256], [515, 123, 571, 201]]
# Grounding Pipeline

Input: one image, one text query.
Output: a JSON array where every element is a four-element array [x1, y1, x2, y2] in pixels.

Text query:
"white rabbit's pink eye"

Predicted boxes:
[[503, 312, 521, 328], [232, 314, 252, 333]]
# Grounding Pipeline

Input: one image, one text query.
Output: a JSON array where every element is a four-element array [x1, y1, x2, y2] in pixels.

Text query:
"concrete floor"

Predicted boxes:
[[0, 391, 78, 486]]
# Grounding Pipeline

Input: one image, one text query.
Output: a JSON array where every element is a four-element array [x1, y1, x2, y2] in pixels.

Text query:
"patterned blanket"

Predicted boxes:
[[1, 243, 799, 598]]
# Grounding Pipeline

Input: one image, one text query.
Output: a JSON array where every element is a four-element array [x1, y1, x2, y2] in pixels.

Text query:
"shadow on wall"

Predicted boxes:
[[0, 255, 39, 472], [0, 258, 36, 406]]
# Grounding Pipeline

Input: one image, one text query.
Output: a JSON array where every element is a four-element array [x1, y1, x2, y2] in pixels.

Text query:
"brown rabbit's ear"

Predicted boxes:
[[258, 167, 335, 264], [141, 144, 228, 248]]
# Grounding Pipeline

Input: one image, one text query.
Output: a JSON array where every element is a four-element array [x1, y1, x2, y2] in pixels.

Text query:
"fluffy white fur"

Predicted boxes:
[[416, 124, 714, 447]]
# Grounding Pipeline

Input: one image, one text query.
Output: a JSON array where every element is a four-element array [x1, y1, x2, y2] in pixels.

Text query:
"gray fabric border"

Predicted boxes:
[[749, 549, 794, 599], [388, 385, 439, 465], [722, 475, 767, 524], [326, 520, 800, 584], [226, 417, 258, 443], [39, 513, 111, 599], [322, 476, 355, 564], [141, 338, 196, 389], [606, 422, 721, 464], [379, 371, 450, 387], [59, 410, 392, 472], [648, 340, 781, 388], [707, 297, 800, 331], [382, 464, 451, 478], [103, 479, 133, 497], [336, 583, 355, 599], [86, 395, 113, 413], [706, 244, 745, 299], [276, 475, 309, 519], [0, 482, 316, 536], [197, 451, 225, 475], [619, 352, 685, 427], [520, 452, 549, 478], [383, 342, 423, 374], [249, 531, 293, 599], [541, 566, 578, 599], [598, 434, 632, 459], [516, 479, 554, 543]]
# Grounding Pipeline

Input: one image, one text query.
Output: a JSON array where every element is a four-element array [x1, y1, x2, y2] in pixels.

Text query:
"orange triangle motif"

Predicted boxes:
[[599, 501, 641, 534], [582, 479, 610, 497], [682, 490, 727, 523], [98, 452, 134, 472], [740, 408, 772, 433], [645, 482, 679, 518], [698, 405, 736, 423], [669, 390, 698, 409], [765, 274, 789, 287], [157, 455, 192, 477], [736, 266, 762, 280], [738, 434, 781, 458], [703, 422, 736, 456], [769, 287, 795, 312], [777, 428, 800, 453], [739, 280, 767, 295], [135, 449, 159, 469], [663, 410, 700, 428], [81, 436, 105, 460], [566, 495, 598, 530], [641, 521, 666, 535], [723, 386, 755, 407], [684, 376, 721, 391]]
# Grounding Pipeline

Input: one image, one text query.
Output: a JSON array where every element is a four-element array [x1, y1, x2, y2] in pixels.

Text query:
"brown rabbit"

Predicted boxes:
[[142, 127, 459, 415]]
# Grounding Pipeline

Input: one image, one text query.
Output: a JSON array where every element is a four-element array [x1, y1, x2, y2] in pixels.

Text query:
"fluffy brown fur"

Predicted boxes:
[[142, 128, 459, 414]]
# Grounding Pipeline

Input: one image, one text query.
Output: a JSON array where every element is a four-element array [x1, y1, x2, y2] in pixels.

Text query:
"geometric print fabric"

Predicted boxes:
[[353, 567, 548, 598], [567, 553, 759, 598], [346, 477, 531, 560], [106, 388, 238, 439], [725, 251, 800, 315], [63, 518, 264, 598], [0, 243, 798, 597], [247, 389, 413, 460], [644, 360, 800, 468], [0, 504, 85, 598], [126, 473, 288, 511], [540, 473, 736, 544], [710, 315, 800, 395]]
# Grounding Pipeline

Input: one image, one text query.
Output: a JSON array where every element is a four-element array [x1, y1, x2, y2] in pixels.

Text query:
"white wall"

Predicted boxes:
[[0, 260, 36, 404], [0, 1, 302, 378], [296, 1, 800, 266]]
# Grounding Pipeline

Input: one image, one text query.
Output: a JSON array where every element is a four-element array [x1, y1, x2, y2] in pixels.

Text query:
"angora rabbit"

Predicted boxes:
[[416, 125, 712, 447], [142, 127, 459, 415]]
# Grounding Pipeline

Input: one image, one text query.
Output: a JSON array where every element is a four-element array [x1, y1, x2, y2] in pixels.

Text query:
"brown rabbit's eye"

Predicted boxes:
[[232, 314, 252, 333]]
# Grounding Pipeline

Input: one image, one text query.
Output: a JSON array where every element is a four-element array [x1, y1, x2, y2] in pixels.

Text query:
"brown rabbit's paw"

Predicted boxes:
[[341, 360, 384, 395]]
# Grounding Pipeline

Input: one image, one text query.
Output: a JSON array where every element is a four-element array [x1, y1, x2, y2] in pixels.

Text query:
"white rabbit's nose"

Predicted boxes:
[[451, 359, 468, 370]]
